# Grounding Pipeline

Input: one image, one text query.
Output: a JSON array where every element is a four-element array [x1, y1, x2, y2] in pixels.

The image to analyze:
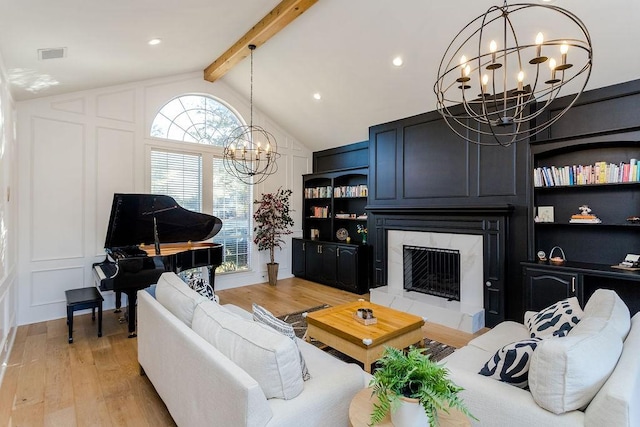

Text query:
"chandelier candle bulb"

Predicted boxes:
[[517, 71, 524, 91], [481, 74, 489, 94], [535, 32, 544, 57], [549, 58, 557, 78], [460, 55, 467, 77], [490, 40, 497, 63]]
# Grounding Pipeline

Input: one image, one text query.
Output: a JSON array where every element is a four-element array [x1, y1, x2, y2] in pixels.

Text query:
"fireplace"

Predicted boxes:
[[403, 245, 461, 300]]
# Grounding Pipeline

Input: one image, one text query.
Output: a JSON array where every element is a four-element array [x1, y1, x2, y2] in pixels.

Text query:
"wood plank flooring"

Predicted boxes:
[[0, 277, 486, 426]]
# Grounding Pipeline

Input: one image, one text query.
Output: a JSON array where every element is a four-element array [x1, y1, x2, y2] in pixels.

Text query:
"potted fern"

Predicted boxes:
[[253, 188, 294, 286], [369, 346, 475, 427]]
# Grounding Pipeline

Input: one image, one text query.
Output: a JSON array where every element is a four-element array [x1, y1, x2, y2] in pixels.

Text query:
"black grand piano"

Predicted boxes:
[[93, 193, 223, 337]]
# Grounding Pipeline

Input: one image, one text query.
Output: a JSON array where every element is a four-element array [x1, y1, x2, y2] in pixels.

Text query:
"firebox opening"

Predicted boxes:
[[403, 245, 461, 301]]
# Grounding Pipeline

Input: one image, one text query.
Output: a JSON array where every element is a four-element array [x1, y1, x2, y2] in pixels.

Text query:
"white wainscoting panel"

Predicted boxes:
[[95, 127, 135, 253], [31, 266, 84, 307], [51, 98, 85, 115], [96, 89, 136, 123], [31, 118, 84, 261]]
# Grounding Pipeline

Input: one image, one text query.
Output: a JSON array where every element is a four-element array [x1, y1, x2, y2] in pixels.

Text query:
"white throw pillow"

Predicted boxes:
[[479, 338, 541, 388], [252, 303, 310, 381], [192, 302, 304, 400], [155, 272, 208, 327], [529, 318, 623, 414], [582, 289, 630, 340], [526, 297, 583, 339]]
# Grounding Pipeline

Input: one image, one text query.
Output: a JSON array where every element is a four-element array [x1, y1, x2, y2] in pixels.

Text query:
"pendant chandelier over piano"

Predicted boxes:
[[223, 44, 280, 185], [433, 1, 593, 146]]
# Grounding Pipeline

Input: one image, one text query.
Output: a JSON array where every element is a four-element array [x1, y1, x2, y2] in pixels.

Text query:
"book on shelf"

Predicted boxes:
[[533, 158, 640, 187], [569, 218, 602, 224]]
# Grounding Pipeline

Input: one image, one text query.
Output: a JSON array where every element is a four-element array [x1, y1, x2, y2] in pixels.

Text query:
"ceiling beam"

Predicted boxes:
[[203, 0, 318, 83]]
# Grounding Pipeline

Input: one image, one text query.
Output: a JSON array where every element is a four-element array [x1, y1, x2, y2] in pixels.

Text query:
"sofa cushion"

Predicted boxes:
[[192, 301, 304, 400], [467, 321, 530, 353], [252, 303, 310, 381], [526, 297, 583, 339], [582, 289, 630, 340], [479, 338, 542, 388], [155, 272, 208, 327], [529, 318, 623, 414]]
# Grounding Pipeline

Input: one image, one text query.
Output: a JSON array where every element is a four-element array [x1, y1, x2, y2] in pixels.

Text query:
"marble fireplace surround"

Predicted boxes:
[[370, 230, 485, 333]]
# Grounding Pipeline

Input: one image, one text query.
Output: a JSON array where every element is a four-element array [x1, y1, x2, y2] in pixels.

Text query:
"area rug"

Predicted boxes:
[[278, 305, 456, 365]]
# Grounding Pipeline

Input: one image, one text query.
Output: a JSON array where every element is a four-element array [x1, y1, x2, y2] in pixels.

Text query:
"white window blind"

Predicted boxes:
[[212, 158, 250, 272], [150, 151, 202, 212]]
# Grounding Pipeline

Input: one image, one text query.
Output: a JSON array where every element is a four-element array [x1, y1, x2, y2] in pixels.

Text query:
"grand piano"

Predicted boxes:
[[93, 193, 223, 337]]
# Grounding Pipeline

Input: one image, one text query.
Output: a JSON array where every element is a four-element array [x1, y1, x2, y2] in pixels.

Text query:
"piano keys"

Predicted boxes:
[[93, 193, 223, 337]]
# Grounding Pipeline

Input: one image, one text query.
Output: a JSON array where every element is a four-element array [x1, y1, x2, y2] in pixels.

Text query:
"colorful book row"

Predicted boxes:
[[334, 185, 368, 198], [304, 186, 333, 198], [309, 206, 329, 218], [534, 159, 640, 187]]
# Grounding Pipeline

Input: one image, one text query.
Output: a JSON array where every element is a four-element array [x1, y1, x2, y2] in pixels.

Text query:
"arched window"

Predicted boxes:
[[149, 94, 251, 274]]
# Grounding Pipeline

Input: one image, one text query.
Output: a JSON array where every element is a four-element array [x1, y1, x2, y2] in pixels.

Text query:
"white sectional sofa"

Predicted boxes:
[[442, 289, 640, 427], [137, 272, 369, 427]]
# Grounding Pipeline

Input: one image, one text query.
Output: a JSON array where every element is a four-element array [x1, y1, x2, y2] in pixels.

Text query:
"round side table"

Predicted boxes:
[[349, 388, 471, 427]]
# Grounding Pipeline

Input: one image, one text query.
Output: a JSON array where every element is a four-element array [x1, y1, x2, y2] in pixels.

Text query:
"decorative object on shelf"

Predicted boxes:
[[627, 216, 640, 224], [357, 224, 367, 244], [369, 346, 475, 427], [223, 44, 280, 185], [353, 308, 377, 325], [434, 1, 592, 146], [537, 250, 547, 262], [549, 246, 566, 265], [569, 205, 601, 224], [310, 228, 319, 240], [253, 188, 294, 285], [611, 253, 640, 271], [535, 206, 554, 223], [336, 227, 348, 241]]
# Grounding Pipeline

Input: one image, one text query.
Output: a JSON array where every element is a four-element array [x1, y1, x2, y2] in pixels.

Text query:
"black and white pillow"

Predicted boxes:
[[479, 338, 542, 388], [526, 297, 583, 339], [253, 303, 311, 381]]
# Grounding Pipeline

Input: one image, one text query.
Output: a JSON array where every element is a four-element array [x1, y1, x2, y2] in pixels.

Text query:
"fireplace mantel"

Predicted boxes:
[[368, 205, 513, 327]]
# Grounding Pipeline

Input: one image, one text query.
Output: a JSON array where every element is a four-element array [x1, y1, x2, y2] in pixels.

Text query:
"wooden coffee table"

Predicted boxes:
[[305, 301, 424, 373], [348, 388, 471, 427]]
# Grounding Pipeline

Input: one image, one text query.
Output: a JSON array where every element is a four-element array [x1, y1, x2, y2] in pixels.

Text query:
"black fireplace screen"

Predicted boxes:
[[403, 245, 461, 301]]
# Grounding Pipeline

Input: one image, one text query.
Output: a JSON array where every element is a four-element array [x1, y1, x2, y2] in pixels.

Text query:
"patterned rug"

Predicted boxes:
[[277, 305, 456, 366]]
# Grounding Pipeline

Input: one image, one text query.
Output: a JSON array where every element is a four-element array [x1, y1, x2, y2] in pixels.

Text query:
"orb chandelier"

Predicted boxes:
[[434, 1, 593, 146], [223, 44, 280, 184]]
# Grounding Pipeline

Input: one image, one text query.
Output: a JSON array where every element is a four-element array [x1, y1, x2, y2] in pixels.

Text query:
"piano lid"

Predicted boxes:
[[104, 193, 223, 249]]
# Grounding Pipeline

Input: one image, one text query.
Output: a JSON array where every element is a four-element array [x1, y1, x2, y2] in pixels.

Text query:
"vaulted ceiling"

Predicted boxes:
[[0, 0, 638, 151]]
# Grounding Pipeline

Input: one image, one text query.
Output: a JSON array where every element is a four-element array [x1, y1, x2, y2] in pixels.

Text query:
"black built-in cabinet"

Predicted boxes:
[[523, 79, 640, 314]]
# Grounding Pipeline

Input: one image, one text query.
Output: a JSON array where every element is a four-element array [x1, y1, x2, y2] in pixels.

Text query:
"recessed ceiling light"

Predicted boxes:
[[148, 38, 162, 46], [392, 56, 404, 67], [313, 92, 322, 100]]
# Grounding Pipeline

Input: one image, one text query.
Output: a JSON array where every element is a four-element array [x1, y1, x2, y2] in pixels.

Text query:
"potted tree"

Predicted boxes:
[[369, 346, 475, 427], [253, 188, 294, 286]]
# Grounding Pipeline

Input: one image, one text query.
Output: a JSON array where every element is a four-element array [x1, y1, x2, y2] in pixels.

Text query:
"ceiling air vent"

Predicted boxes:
[[38, 47, 67, 60]]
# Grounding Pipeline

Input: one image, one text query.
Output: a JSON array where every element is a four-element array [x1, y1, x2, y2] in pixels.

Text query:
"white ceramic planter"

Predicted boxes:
[[390, 396, 431, 427]]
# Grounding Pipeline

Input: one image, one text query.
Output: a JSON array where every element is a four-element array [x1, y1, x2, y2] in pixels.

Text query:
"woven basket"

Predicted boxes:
[[549, 246, 566, 265]]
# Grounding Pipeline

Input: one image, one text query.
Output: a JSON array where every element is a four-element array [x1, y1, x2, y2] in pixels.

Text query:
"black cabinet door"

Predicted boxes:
[[291, 238, 306, 277], [319, 243, 338, 285], [305, 241, 323, 279], [336, 245, 358, 292], [523, 266, 579, 312]]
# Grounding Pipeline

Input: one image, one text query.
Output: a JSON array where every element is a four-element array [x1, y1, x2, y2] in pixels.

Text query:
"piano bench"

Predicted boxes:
[[65, 287, 104, 344]]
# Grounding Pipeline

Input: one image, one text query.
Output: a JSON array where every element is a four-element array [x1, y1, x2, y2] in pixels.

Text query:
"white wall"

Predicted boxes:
[[16, 71, 312, 326], [0, 51, 18, 383]]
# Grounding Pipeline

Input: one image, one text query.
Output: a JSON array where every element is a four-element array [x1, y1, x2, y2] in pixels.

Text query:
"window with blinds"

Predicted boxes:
[[150, 151, 202, 212], [149, 94, 252, 273]]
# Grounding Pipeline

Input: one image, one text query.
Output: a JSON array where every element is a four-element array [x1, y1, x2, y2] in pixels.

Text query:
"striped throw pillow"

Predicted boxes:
[[252, 303, 310, 381], [479, 338, 542, 388]]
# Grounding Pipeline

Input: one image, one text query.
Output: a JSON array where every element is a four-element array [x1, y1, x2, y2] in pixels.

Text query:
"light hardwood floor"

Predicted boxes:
[[0, 277, 486, 426]]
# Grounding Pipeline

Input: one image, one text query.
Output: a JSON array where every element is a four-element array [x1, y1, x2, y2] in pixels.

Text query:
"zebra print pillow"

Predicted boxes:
[[526, 297, 583, 339], [479, 338, 542, 388]]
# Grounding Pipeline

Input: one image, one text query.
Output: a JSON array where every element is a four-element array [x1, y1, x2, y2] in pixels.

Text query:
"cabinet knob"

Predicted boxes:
[[485, 281, 492, 287]]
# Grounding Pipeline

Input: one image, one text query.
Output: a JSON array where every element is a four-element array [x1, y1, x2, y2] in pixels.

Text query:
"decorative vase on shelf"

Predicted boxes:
[[362, 235, 367, 245], [267, 262, 279, 286], [390, 397, 431, 427]]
